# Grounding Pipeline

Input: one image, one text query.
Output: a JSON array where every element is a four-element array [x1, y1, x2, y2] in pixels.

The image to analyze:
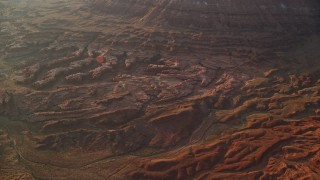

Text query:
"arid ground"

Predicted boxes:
[[0, 0, 320, 179]]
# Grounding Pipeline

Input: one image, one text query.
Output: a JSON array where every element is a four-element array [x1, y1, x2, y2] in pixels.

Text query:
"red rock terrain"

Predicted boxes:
[[0, 0, 319, 179]]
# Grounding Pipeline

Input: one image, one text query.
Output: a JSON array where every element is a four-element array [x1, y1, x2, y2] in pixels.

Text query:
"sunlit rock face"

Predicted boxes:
[[93, 0, 320, 32]]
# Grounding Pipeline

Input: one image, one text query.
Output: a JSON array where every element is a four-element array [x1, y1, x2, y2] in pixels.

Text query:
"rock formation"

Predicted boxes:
[[0, 0, 319, 179]]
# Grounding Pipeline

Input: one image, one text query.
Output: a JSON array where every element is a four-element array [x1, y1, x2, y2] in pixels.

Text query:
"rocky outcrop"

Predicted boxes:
[[130, 71, 320, 180], [0, 0, 320, 179], [131, 116, 320, 179]]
